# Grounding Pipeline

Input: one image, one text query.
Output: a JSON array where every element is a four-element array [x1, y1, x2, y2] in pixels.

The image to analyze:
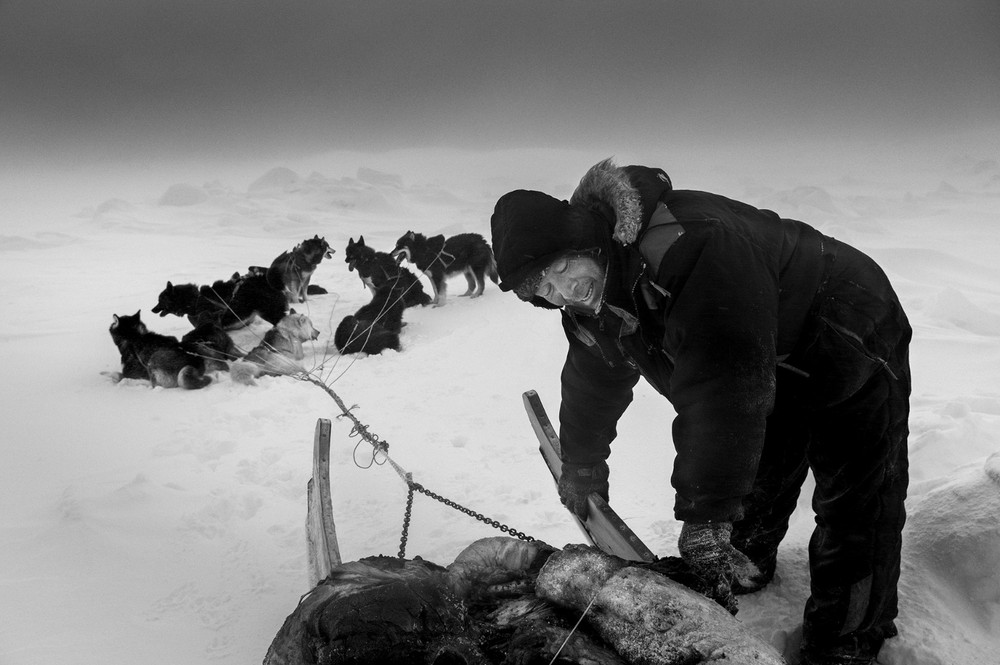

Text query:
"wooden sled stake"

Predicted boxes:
[[523, 390, 655, 563], [306, 418, 341, 586]]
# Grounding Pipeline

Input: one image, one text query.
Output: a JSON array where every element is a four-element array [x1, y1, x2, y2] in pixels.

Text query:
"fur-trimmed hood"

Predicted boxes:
[[489, 160, 672, 307], [570, 158, 673, 246]]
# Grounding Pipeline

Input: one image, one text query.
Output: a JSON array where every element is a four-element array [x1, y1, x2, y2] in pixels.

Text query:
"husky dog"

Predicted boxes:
[[108, 311, 211, 389], [333, 263, 413, 355], [181, 321, 239, 372], [152, 269, 288, 330], [266, 235, 334, 304], [344, 236, 432, 308], [230, 310, 320, 385], [151, 276, 233, 327], [390, 231, 498, 306]]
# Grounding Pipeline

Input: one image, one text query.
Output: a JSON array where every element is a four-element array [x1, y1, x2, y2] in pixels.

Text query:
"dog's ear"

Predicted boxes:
[[111, 314, 120, 328], [289, 307, 297, 314], [358, 235, 365, 246], [167, 281, 173, 289], [134, 309, 141, 318]]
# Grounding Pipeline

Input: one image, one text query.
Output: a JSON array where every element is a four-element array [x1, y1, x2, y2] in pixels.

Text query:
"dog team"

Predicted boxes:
[[108, 232, 498, 389]]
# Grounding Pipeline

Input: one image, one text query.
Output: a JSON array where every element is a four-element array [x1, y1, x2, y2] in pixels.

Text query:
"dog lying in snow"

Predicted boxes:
[[230, 310, 320, 385], [179, 321, 240, 372], [107, 310, 212, 389], [333, 266, 408, 355]]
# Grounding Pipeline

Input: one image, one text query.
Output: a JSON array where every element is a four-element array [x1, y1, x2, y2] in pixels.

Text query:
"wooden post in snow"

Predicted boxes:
[[306, 418, 341, 587]]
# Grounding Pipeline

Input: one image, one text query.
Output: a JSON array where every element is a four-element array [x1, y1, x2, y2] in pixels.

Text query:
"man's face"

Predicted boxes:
[[534, 253, 606, 311]]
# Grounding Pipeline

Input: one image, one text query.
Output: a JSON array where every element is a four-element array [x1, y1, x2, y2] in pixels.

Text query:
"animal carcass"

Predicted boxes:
[[264, 537, 784, 665]]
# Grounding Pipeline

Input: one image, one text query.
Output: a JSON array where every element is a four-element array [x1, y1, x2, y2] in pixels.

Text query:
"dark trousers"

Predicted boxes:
[[732, 337, 911, 661]]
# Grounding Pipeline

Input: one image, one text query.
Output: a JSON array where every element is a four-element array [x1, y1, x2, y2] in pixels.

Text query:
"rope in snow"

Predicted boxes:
[[299, 375, 542, 557], [548, 588, 602, 665]]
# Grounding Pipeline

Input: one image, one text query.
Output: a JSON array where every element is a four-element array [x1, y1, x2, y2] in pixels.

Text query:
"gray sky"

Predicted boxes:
[[2, 1, 998, 166]]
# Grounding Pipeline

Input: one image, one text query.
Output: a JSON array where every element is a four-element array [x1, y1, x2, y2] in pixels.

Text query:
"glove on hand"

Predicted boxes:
[[557, 461, 610, 520], [678, 521, 764, 615]]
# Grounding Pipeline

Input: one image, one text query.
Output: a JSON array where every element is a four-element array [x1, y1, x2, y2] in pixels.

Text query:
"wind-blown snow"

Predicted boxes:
[[1, 148, 998, 664]]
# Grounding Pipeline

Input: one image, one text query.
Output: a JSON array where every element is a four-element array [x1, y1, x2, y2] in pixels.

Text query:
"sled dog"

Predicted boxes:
[[333, 262, 415, 355], [230, 310, 320, 385], [152, 269, 288, 330], [181, 321, 239, 372], [266, 235, 334, 304], [108, 310, 211, 389], [390, 231, 498, 306], [344, 236, 432, 308]]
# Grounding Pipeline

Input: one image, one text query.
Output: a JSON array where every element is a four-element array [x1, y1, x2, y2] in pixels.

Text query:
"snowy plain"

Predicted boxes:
[[1, 146, 999, 665]]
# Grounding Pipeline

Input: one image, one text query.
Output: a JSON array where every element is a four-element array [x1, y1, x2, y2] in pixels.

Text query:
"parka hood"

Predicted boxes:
[[570, 158, 673, 245]]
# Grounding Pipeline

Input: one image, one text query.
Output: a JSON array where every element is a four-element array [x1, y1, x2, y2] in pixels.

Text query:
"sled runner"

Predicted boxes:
[[306, 418, 341, 586], [523, 390, 655, 563]]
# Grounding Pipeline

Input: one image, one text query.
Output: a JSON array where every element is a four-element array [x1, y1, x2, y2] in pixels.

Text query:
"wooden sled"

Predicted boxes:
[[303, 390, 654, 588], [523, 390, 656, 563], [306, 418, 341, 587]]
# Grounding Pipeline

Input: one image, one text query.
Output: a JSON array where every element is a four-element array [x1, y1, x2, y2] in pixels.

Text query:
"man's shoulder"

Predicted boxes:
[[663, 189, 779, 226]]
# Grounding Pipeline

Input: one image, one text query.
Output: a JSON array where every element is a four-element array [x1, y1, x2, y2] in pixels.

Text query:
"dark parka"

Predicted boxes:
[[547, 160, 910, 527], [491, 159, 911, 657]]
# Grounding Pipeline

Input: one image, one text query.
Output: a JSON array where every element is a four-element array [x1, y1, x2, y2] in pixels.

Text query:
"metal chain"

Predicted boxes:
[[299, 375, 540, 558], [397, 478, 538, 559], [398, 475, 415, 558]]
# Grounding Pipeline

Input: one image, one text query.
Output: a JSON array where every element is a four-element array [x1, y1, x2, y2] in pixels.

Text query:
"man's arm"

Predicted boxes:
[[558, 326, 640, 465], [660, 224, 778, 524]]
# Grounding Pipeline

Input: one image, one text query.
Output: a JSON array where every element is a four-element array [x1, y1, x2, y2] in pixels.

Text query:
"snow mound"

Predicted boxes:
[[249, 167, 305, 193], [908, 453, 1000, 614], [357, 167, 403, 188], [759, 185, 845, 217], [887, 453, 1000, 665], [927, 287, 1000, 336], [158, 183, 209, 207]]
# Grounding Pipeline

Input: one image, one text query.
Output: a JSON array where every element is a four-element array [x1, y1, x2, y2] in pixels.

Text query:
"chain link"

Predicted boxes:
[[299, 375, 540, 559], [399, 476, 415, 558], [397, 479, 538, 558]]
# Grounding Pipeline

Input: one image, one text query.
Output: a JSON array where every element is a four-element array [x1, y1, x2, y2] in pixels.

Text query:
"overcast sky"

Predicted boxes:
[[2, 1, 998, 168]]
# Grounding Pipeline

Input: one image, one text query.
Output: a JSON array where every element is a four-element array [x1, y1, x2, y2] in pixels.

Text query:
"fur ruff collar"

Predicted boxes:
[[570, 158, 643, 246]]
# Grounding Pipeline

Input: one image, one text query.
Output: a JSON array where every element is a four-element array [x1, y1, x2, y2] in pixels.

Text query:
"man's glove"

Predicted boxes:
[[557, 461, 610, 520], [677, 521, 764, 615]]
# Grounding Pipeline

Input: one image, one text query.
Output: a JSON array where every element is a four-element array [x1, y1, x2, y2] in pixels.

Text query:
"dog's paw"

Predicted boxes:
[[100, 370, 124, 383], [228, 360, 260, 386]]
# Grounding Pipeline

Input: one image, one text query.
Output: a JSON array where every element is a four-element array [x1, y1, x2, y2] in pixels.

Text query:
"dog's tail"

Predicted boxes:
[[487, 252, 499, 284], [228, 360, 261, 386], [178, 365, 212, 390]]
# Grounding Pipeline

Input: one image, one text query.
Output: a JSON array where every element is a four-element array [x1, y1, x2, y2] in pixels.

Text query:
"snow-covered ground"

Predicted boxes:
[[1, 147, 998, 664]]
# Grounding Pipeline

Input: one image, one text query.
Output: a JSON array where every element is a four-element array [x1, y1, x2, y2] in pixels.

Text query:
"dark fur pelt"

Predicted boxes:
[[334, 298, 403, 355], [390, 231, 498, 305], [152, 269, 288, 330], [109, 311, 211, 389], [344, 236, 432, 308], [333, 262, 412, 354], [181, 322, 239, 372]]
